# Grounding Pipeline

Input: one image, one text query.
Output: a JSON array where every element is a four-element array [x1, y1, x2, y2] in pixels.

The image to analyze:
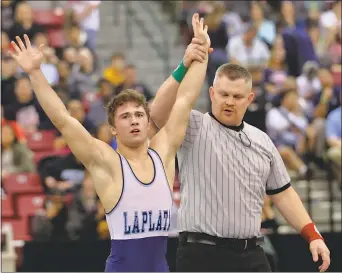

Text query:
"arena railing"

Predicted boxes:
[[125, 1, 170, 79]]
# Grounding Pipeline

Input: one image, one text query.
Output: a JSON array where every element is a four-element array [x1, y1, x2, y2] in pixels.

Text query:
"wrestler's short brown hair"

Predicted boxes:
[[106, 89, 150, 127]]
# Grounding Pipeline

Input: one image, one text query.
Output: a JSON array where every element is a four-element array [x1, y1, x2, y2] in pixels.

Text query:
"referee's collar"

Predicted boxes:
[[209, 112, 244, 132]]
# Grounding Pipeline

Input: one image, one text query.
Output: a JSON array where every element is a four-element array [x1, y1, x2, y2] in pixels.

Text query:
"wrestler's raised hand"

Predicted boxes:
[[9, 34, 44, 74], [191, 13, 211, 49]]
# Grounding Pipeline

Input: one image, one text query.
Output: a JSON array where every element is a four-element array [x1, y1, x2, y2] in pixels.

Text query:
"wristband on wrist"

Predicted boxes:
[[301, 222, 324, 243], [171, 60, 188, 83]]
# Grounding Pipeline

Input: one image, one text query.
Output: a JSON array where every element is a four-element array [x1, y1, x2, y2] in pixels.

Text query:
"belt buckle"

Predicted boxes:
[[243, 239, 248, 250]]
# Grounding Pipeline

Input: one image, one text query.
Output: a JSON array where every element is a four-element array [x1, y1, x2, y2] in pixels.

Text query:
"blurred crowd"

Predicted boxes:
[[1, 0, 341, 249]]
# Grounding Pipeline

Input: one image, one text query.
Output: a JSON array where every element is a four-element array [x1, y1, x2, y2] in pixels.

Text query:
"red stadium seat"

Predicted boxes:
[[47, 29, 66, 48], [33, 10, 65, 28], [26, 130, 56, 152], [1, 194, 14, 218], [3, 173, 43, 194], [16, 193, 46, 217], [2, 218, 31, 241]]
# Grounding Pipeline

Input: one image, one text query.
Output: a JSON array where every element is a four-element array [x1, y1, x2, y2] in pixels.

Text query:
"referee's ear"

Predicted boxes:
[[209, 86, 215, 99], [247, 91, 255, 104]]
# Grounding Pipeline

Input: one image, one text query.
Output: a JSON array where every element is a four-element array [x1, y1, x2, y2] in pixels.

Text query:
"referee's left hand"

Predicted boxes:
[[309, 239, 330, 272]]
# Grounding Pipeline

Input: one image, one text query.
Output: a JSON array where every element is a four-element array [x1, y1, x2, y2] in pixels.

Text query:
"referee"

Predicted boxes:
[[150, 14, 330, 273]]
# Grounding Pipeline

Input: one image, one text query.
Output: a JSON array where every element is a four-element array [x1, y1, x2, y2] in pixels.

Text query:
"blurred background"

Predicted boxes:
[[1, 0, 341, 272]]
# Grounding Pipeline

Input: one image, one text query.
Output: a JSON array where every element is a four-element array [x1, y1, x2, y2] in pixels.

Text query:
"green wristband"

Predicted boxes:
[[172, 60, 188, 83]]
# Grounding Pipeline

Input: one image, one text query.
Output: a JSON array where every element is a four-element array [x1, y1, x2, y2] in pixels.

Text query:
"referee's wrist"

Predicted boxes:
[[300, 222, 324, 243]]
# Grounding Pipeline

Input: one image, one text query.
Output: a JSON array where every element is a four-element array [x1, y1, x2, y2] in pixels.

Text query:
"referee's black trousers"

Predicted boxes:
[[176, 233, 272, 272]]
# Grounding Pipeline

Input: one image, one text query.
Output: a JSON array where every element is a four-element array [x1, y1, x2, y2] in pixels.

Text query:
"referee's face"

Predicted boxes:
[[210, 76, 254, 126]]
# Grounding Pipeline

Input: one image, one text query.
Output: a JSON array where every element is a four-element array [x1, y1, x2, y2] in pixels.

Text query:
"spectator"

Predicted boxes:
[[54, 60, 78, 101], [3, 75, 53, 133], [7, 2, 44, 42], [95, 123, 117, 150], [176, 1, 203, 45], [249, 1, 276, 47], [313, 68, 341, 118], [66, 1, 101, 51], [264, 34, 288, 101], [295, 19, 319, 71], [326, 102, 341, 184], [296, 61, 321, 120], [279, 1, 306, 31], [1, 124, 35, 180], [65, 23, 89, 49], [1, 105, 26, 143], [87, 78, 114, 126], [204, 3, 228, 86], [103, 53, 126, 86], [327, 29, 341, 66], [222, 3, 245, 37], [69, 47, 98, 95], [66, 171, 105, 241], [1, 0, 20, 33], [224, 0, 251, 22], [33, 32, 59, 65], [114, 64, 153, 101], [30, 194, 68, 242], [1, 55, 18, 106], [54, 99, 96, 151], [266, 89, 313, 178], [307, 18, 332, 61], [244, 66, 268, 132], [227, 24, 270, 67], [1, 31, 13, 57], [37, 153, 85, 195], [62, 46, 78, 66], [32, 32, 60, 86], [319, 1, 341, 34]]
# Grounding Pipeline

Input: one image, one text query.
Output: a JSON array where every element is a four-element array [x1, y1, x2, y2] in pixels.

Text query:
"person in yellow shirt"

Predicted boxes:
[[102, 53, 125, 86]]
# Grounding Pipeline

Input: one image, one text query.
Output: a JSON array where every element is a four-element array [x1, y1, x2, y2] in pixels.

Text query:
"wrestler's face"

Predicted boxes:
[[209, 75, 254, 126], [112, 102, 149, 148]]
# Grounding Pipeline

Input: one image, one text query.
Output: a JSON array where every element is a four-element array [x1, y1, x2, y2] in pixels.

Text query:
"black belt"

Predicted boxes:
[[179, 232, 264, 251]]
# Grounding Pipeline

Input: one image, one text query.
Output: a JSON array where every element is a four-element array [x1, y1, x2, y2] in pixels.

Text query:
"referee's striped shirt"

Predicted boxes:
[[176, 110, 291, 239]]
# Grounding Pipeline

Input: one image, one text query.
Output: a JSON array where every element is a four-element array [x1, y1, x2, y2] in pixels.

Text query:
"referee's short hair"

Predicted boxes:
[[215, 63, 253, 90]]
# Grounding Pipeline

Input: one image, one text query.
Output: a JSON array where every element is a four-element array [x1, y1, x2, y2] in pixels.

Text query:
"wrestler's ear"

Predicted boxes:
[[110, 125, 117, 137]]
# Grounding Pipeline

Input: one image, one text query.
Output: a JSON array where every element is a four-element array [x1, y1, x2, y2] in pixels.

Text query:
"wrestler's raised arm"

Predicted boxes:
[[151, 14, 210, 162], [9, 35, 110, 172], [150, 17, 212, 129]]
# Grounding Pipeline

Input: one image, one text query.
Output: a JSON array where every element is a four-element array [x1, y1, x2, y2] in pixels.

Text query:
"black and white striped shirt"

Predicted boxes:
[[176, 110, 290, 238]]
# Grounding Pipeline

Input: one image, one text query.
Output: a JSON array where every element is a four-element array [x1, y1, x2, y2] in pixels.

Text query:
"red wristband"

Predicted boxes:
[[301, 223, 324, 243]]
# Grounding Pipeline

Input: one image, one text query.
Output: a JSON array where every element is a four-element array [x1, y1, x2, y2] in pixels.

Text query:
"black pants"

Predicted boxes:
[[176, 237, 272, 272]]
